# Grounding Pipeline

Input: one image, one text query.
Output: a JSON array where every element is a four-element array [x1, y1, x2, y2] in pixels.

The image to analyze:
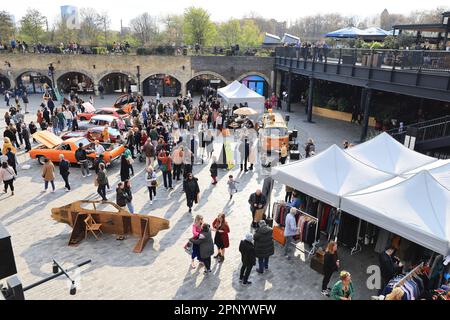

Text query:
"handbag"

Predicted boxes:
[[94, 175, 99, 186], [184, 241, 193, 255], [273, 226, 286, 245], [127, 156, 134, 164]]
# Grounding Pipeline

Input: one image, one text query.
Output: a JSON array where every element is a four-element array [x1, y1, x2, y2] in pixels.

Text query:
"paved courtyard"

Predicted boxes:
[[0, 94, 380, 300]]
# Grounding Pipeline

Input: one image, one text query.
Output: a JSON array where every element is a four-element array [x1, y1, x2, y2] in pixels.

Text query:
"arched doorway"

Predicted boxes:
[[142, 74, 181, 97], [240, 74, 269, 98], [100, 73, 136, 94], [16, 71, 52, 94], [57, 72, 94, 94], [186, 74, 227, 97], [0, 74, 11, 94]]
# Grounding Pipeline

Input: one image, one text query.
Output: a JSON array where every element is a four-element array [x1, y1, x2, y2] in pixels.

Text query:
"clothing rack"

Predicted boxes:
[[290, 207, 319, 259], [393, 262, 424, 288], [351, 219, 363, 255]]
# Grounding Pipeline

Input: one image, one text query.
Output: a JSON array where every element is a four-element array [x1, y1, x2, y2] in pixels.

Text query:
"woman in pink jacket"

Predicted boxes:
[[191, 215, 204, 269]]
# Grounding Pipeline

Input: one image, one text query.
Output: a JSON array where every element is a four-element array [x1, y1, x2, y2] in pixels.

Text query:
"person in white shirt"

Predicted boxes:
[[94, 140, 105, 155], [284, 207, 298, 259]]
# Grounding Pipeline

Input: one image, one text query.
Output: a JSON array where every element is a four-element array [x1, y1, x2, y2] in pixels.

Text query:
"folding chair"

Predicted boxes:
[[84, 214, 103, 240]]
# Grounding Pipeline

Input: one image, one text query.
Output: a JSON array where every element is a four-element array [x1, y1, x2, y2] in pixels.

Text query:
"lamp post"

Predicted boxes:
[[136, 65, 141, 94], [48, 63, 55, 88]]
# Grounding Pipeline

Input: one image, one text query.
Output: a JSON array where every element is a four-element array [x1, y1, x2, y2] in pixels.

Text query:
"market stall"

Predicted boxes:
[[271, 144, 395, 208], [345, 132, 437, 175], [218, 80, 265, 115]]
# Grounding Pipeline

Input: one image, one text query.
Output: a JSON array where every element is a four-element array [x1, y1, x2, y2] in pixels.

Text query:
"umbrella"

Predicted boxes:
[[233, 107, 258, 116], [82, 102, 96, 113], [325, 27, 363, 38]]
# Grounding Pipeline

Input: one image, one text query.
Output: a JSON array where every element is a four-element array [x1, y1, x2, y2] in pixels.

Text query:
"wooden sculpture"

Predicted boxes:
[[51, 200, 170, 253]]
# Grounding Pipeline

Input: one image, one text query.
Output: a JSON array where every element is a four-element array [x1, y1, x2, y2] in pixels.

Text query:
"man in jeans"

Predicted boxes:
[[284, 207, 298, 260], [75, 142, 91, 177]]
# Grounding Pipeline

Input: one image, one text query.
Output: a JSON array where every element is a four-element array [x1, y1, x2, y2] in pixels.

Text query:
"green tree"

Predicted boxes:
[[19, 9, 47, 44], [53, 17, 80, 45], [162, 14, 184, 45], [130, 13, 159, 46], [240, 20, 263, 47], [79, 8, 104, 45], [183, 7, 216, 46], [0, 11, 15, 42], [218, 19, 241, 47]]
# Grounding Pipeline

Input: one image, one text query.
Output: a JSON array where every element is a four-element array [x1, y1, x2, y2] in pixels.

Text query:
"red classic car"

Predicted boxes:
[[61, 127, 123, 143], [77, 107, 130, 121]]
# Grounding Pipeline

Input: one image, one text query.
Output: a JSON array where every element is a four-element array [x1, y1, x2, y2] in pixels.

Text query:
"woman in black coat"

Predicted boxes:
[[322, 241, 339, 295], [183, 173, 200, 213], [120, 154, 130, 182], [190, 223, 214, 274], [253, 220, 274, 274]]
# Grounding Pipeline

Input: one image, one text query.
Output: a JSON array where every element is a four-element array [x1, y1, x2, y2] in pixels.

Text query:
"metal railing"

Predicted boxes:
[[386, 115, 450, 143], [275, 47, 450, 72], [0, 45, 276, 57]]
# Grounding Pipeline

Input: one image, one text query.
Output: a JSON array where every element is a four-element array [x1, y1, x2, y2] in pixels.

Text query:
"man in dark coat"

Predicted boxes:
[[379, 246, 403, 294], [253, 220, 274, 274], [239, 233, 256, 285], [43, 107, 51, 124], [239, 139, 250, 172], [6, 148, 17, 174], [21, 123, 31, 152], [116, 182, 129, 208], [183, 173, 200, 213], [248, 189, 267, 228], [59, 154, 71, 191], [190, 223, 214, 274]]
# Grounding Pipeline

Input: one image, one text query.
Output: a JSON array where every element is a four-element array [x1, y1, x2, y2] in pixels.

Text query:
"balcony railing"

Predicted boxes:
[[0, 45, 276, 57], [275, 47, 450, 72], [386, 115, 450, 143]]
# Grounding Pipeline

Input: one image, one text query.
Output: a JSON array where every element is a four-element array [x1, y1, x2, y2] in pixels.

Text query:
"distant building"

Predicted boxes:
[[60, 5, 80, 30]]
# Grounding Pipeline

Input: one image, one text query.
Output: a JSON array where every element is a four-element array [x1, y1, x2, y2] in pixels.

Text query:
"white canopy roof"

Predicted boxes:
[[341, 171, 450, 255], [217, 80, 242, 97], [346, 132, 437, 175], [218, 81, 265, 104], [403, 159, 450, 190], [263, 33, 281, 44], [271, 144, 395, 207], [218, 80, 265, 114]]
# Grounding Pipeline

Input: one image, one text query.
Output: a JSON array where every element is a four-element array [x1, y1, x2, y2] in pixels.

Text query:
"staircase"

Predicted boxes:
[[386, 115, 450, 158]]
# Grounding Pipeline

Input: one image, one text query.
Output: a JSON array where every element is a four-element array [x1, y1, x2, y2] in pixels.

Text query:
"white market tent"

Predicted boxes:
[[263, 33, 281, 45], [218, 80, 265, 114], [403, 159, 450, 190], [282, 33, 300, 45], [345, 132, 437, 175], [341, 171, 450, 256], [271, 144, 395, 208]]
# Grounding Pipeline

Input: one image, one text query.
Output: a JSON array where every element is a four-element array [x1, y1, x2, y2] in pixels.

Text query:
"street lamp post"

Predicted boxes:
[[136, 66, 141, 94]]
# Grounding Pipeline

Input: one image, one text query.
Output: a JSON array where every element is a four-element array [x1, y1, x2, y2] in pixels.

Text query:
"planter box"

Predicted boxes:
[[312, 106, 376, 127]]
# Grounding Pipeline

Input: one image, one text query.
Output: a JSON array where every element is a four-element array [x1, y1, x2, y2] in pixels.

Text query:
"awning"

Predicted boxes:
[[342, 171, 450, 256]]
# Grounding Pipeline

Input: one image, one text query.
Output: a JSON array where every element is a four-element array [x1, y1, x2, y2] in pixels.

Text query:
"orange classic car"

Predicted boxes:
[[29, 131, 125, 168]]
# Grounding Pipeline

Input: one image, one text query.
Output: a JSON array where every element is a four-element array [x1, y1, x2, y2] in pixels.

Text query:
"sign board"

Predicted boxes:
[[130, 85, 138, 93], [210, 80, 221, 84]]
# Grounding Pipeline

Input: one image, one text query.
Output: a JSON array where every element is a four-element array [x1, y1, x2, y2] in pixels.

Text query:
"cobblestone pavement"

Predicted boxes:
[[0, 95, 379, 300]]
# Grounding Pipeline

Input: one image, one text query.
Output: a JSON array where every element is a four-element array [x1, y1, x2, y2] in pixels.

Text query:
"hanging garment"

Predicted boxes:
[[374, 229, 391, 253], [337, 213, 359, 248], [320, 205, 331, 231], [306, 221, 316, 246]]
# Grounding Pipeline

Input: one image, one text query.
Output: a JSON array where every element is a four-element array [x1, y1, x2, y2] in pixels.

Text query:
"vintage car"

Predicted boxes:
[[77, 107, 130, 121], [78, 115, 120, 131], [29, 131, 125, 168], [51, 200, 170, 253], [113, 93, 143, 113], [61, 127, 123, 143]]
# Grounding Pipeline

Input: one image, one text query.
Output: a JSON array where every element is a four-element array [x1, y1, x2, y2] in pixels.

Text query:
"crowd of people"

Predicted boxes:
[[1, 83, 367, 299]]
